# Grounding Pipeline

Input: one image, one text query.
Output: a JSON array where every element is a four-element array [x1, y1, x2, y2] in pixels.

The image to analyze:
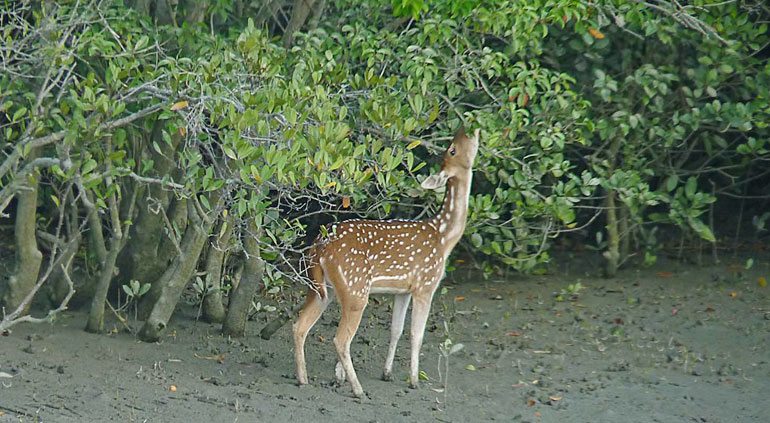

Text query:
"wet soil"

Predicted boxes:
[[1, 253, 768, 422]]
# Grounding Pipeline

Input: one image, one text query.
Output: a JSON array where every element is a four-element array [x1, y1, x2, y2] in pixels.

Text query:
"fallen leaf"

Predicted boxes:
[[507, 332, 521, 337], [0, 411, 5, 415], [549, 396, 562, 402], [657, 271, 674, 278], [588, 28, 605, 39], [455, 296, 466, 301], [759, 277, 767, 287], [671, 308, 678, 315], [555, 312, 563, 317], [527, 399, 536, 407], [318, 335, 325, 343], [465, 364, 476, 371], [614, 317, 623, 324], [169, 100, 188, 111], [705, 307, 715, 313], [535, 411, 542, 417], [194, 353, 227, 363], [729, 291, 737, 297], [170, 385, 177, 392]]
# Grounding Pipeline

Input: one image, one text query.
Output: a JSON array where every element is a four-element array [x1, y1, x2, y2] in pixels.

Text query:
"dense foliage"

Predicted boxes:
[[1, 0, 768, 336]]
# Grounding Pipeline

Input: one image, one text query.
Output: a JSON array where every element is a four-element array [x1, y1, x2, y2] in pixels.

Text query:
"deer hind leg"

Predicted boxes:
[[333, 297, 367, 398], [325, 264, 369, 398], [408, 289, 437, 389], [293, 265, 331, 386], [383, 293, 411, 381]]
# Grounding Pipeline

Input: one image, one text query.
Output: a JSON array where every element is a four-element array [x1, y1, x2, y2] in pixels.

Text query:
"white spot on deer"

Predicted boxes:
[[439, 222, 447, 233]]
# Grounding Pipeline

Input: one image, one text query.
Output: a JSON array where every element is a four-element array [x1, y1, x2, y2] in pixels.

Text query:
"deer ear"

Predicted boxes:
[[420, 171, 449, 190]]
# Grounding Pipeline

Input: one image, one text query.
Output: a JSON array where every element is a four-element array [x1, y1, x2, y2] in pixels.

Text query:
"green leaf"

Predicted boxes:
[[82, 159, 98, 175], [12, 107, 27, 122], [471, 233, 482, 248], [685, 177, 697, 198], [688, 217, 715, 242], [665, 175, 679, 192]]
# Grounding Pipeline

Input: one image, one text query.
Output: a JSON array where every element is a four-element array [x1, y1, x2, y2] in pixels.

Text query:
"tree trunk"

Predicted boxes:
[[138, 202, 216, 342], [223, 221, 264, 337], [282, 0, 317, 47], [603, 137, 622, 278], [604, 190, 620, 278], [201, 216, 232, 323], [619, 203, 630, 262], [2, 161, 43, 315], [118, 122, 181, 289], [185, 1, 209, 25], [48, 233, 81, 305], [84, 244, 121, 333]]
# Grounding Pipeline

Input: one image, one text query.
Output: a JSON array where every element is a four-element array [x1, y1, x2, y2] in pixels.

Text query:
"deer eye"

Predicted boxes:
[[450, 147, 456, 156]]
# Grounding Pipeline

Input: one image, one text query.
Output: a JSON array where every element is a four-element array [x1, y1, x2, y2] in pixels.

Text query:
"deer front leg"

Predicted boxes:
[[383, 293, 411, 381], [408, 294, 433, 389], [334, 297, 367, 398]]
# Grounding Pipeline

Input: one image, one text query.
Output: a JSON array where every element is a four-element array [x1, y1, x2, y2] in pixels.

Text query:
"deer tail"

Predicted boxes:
[[306, 245, 327, 299]]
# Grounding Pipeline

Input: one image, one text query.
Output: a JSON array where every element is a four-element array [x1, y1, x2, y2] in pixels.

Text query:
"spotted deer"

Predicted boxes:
[[293, 128, 480, 398]]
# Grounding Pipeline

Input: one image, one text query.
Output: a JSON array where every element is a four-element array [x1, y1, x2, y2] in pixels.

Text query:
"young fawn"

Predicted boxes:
[[293, 128, 479, 398]]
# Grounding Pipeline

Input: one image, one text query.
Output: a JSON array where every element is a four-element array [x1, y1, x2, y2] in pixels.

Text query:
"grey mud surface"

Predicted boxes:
[[1, 253, 768, 422]]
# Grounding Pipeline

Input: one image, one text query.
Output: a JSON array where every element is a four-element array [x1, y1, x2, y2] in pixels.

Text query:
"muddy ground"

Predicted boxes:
[[1, 252, 768, 422]]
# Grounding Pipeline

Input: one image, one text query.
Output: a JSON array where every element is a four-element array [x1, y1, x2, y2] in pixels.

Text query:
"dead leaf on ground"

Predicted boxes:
[[194, 353, 226, 363], [526, 399, 536, 407], [455, 296, 466, 301], [657, 271, 674, 278]]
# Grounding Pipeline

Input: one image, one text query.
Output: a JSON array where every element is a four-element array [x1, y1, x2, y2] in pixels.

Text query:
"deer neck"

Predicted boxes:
[[431, 169, 472, 257]]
